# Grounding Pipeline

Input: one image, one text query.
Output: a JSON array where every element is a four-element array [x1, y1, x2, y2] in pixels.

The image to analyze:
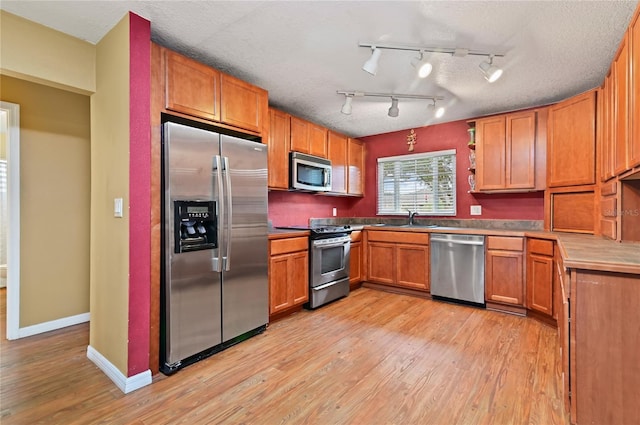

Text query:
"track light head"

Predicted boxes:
[[388, 98, 399, 117], [479, 55, 503, 83], [411, 51, 432, 79], [341, 95, 353, 115], [363, 47, 382, 75], [428, 100, 445, 118]]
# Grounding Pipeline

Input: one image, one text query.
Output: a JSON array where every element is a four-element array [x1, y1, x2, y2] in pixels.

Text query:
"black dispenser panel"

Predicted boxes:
[[174, 200, 217, 253]]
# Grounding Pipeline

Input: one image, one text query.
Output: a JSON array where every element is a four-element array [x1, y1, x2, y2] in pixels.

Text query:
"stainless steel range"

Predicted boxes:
[[277, 225, 352, 308]]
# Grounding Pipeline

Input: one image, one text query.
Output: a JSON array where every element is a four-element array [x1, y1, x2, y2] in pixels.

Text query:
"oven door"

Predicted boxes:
[[310, 235, 350, 287]]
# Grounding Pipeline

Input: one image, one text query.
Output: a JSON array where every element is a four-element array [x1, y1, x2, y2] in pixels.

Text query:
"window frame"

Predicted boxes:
[[376, 149, 457, 216]]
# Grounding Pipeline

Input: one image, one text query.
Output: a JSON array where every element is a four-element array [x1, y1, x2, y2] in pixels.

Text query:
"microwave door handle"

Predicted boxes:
[[222, 156, 233, 272], [212, 155, 224, 272], [324, 168, 330, 187]]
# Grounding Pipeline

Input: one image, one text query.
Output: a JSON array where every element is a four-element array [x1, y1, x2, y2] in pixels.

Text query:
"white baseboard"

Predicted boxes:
[[14, 312, 90, 339], [86, 345, 152, 394]]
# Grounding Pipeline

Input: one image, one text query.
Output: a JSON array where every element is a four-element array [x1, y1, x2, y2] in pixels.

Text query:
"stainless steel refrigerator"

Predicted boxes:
[[160, 121, 268, 375]]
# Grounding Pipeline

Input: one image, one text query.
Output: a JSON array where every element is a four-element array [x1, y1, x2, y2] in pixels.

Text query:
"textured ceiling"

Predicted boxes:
[[2, 1, 638, 138]]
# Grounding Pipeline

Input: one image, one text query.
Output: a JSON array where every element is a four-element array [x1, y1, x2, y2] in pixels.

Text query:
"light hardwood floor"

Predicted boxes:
[[0, 287, 568, 424]]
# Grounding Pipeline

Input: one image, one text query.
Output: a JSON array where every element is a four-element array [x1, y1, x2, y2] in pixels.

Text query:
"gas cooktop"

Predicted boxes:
[[276, 224, 352, 234]]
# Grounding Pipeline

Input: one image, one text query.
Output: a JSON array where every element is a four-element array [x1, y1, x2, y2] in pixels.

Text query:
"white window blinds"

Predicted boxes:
[[377, 149, 456, 216]]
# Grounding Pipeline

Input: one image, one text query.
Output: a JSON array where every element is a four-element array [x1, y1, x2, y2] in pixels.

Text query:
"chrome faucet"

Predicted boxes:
[[407, 209, 419, 225]]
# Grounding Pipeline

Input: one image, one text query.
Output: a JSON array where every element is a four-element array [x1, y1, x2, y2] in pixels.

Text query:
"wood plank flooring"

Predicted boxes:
[[0, 288, 568, 424]]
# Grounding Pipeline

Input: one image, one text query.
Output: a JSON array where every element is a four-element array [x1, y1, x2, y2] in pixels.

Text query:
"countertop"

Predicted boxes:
[[270, 221, 640, 274]]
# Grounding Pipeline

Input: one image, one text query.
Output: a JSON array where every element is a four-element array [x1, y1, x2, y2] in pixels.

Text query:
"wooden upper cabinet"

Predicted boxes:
[[220, 73, 267, 134], [506, 111, 536, 189], [165, 49, 220, 121], [476, 116, 506, 190], [601, 74, 615, 181], [348, 138, 365, 196], [267, 108, 290, 190], [475, 110, 537, 192], [308, 123, 328, 158], [289, 116, 328, 158], [613, 33, 630, 175], [327, 131, 348, 194], [630, 7, 640, 169], [548, 90, 596, 187], [162, 46, 267, 136]]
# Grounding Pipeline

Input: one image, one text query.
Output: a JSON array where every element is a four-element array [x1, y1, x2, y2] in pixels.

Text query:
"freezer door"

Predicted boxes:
[[163, 122, 222, 366], [220, 135, 269, 342]]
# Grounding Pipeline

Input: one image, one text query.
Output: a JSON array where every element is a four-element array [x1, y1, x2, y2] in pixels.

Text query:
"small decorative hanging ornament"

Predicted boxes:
[[406, 129, 417, 152]]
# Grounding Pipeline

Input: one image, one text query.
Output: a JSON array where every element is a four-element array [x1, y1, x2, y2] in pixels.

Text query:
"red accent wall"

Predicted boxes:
[[268, 119, 543, 223], [128, 12, 151, 377]]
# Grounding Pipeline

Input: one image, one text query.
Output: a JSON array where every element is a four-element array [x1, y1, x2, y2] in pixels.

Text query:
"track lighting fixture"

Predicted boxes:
[[337, 91, 444, 118], [359, 42, 504, 82], [362, 46, 382, 75], [388, 98, 399, 117], [427, 99, 446, 119], [341, 95, 353, 115], [411, 51, 432, 79], [479, 55, 503, 83]]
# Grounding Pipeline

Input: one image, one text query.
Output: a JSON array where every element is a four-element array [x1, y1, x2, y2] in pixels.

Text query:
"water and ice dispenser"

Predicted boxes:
[[174, 200, 217, 253]]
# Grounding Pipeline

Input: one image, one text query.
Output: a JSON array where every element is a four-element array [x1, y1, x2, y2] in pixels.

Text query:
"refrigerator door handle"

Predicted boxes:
[[212, 155, 224, 272], [222, 156, 233, 271]]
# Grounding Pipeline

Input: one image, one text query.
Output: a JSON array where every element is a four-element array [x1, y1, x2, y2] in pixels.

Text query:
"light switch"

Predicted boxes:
[[332, 207, 337, 217], [114, 198, 123, 218], [470, 205, 482, 216]]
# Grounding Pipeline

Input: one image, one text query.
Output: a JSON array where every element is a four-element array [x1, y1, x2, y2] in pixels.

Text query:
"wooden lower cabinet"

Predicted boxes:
[[485, 236, 525, 313], [569, 269, 640, 425], [349, 231, 363, 289], [268, 236, 309, 319], [526, 238, 555, 321], [366, 230, 429, 293]]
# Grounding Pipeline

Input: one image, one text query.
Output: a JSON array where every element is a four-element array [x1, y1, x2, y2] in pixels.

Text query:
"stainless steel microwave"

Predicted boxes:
[[290, 152, 332, 192]]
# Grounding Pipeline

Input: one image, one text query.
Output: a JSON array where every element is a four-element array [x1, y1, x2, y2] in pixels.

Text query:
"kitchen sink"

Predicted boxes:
[[374, 223, 438, 228]]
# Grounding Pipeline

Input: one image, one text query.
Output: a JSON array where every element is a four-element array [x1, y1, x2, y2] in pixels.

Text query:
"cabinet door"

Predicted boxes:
[[269, 254, 292, 314], [485, 250, 524, 306], [601, 74, 615, 181], [308, 122, 328, 158], [506, 111, 536, 189], [367, 242, 395, 284], [526, 253, 554, 316], [165, 50, 220, 121], [548, 90, 596, 187], [348, 138, 365, 196], [476, 116, 506, 190], [396, 244, 429, 291], [290, 251, 309, 305], [328, 131, 348, 194], [268, 109, 290, 190], [290, 116, 309, 153], [630, 9, 640, 169], [349, 241, 362, 286], [613, 33, 630, 175], [220, 73, 266, 134]]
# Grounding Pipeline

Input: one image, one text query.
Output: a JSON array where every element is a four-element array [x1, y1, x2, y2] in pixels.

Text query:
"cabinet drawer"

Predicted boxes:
[[487, 236, 523, 251], [270, 237, 308, 255], [527, 238, 554, 256], [350, 230, 362, 243], [366, 230, 429, 245]]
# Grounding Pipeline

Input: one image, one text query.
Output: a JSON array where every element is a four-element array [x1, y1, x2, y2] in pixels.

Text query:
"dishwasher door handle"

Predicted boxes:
[[431, 238, 484, 246]]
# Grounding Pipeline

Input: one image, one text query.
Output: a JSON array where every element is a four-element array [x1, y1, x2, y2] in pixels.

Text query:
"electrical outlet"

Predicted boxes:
[[332, 207, 337, 217], [470, 205, 482, 216]]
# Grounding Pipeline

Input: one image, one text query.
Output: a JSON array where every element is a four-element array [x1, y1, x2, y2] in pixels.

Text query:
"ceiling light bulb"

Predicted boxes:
[[362, 47, 382, 75], [479, 56, 503, 83], [411, 52, 432, 79], [388, 98, 399, 117], [341, 95, 353, 115]]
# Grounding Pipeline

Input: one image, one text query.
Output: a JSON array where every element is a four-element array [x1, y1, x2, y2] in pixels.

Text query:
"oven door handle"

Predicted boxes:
[[313, 239, 350, 249], [312, 281, 343, 291]]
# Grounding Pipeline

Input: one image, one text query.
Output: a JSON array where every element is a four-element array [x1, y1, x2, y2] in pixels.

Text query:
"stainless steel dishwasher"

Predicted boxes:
[[430, 233, 485, 306]]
